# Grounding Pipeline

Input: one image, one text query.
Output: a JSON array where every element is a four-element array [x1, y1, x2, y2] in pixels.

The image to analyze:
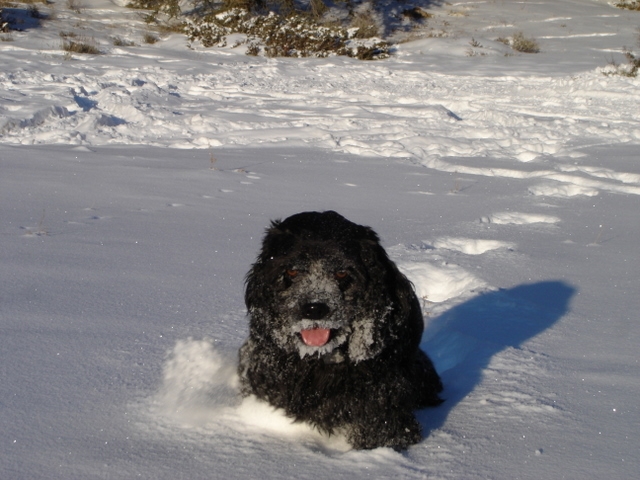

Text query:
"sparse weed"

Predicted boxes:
[[614, 1, 640, 10], [157, 21, 184, 35], [143, 32, 159, 43], [466, 48, 486, 57], [402, 7, 432, 21], [245, 41, 260, 56], [113, 36, 135, 46], [22, 209, 48, 237], [603, 48, 639, 77], [349, 8, 380, 39], [128, 0, 181, 18], [66, 0, 84, 13], [309, 0, 327, 19], [511, 31, 540, 53], [447, 9, 468, 17], [61, 37, 101, 54], [498, 31, 540, 53]]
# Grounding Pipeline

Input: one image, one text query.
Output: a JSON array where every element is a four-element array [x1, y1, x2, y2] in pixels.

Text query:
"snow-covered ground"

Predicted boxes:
[[1, 1, 639, 478]]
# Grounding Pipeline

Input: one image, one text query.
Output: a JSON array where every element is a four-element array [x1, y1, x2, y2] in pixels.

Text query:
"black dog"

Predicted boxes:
[[238, 211, 442, 450]]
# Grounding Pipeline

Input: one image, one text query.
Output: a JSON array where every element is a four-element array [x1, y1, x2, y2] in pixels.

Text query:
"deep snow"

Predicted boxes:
[[1, 1, 639, 479]]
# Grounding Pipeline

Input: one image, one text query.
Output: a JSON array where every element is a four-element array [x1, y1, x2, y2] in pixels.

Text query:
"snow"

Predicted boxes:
[[1, 0, 639, 478]]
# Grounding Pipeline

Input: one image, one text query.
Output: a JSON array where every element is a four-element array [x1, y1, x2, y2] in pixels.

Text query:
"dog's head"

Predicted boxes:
[[245, 211, 421, 364]]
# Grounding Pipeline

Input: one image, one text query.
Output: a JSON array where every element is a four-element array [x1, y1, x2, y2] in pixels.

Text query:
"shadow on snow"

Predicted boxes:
[[1, 7, 47, 32], [417, 280, 576, 434]]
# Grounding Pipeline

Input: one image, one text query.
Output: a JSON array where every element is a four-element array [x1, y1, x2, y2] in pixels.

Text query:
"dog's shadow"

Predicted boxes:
[[417, 280, 575, 433]]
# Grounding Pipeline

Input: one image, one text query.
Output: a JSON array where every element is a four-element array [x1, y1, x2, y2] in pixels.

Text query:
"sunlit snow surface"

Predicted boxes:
[[1, 1, 639, 479]]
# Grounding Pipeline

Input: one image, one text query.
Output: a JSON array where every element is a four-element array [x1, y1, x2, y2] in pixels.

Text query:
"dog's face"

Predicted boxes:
[[257, 242, 387, 363], [245, 211, 408, 364]]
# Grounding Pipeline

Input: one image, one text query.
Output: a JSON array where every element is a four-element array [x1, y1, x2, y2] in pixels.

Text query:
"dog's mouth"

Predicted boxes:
[[300, 328, 332, 347], [292, 320, 347, 359]]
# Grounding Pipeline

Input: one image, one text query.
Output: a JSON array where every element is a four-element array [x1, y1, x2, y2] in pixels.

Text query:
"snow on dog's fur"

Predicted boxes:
[[238, 211, 443, 450]]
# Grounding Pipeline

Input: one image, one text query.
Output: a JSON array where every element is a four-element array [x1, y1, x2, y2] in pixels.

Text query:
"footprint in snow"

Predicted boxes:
[[427, 237, 515, 255], [528, 182, 599, 198], [479, 212, 560, 225]]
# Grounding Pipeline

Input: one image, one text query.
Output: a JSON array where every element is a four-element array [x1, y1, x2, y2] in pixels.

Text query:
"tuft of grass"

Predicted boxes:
[[349, 8, 380, 39], [499, 31, 540, 53], [128, 0, 180, 18], [209, 151, 218, 170], [603, 48, 640, 77], [62, 37, 101, 54], [113, 36, 135, 46], [157, 21, 184, 35], [402, 7, 432, 21], [22, 209, 48, 237], [309, 0, 327, 19], [143, 32, 159, 44], [614, 1, 640, 10], [511, 31, 540, 53], [245, 41, 260, 56], [66, 0, 84, 13]]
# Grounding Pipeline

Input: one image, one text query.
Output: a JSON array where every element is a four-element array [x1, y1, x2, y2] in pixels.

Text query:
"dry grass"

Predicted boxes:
[[512, 32, 540, 53], [185, 8, 390, 60], [402, 7, 432, 21], [157, 21, 184, 35], [604, 49, 640, 77], [143, 32, 159, 44], [349, 9, 380, 39], [614, 1, 640, 10], [113, 36, 135, 46], [66, 0, 84, 14], [498, 31, 540, 53], [309, 0, 327, 19], [61, 37, 101, 54]]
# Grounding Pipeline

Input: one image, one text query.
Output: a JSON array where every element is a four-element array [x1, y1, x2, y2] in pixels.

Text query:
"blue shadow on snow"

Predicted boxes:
[[417, 280, 575, 434]]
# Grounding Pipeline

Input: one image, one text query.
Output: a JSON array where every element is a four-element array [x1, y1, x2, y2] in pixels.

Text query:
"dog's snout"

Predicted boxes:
[[301, 302, 330, 320]]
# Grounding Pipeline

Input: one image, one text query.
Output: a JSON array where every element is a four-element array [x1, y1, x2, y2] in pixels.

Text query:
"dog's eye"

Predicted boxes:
[[286, 269, 299, 278], [335, 270, 349, 280]]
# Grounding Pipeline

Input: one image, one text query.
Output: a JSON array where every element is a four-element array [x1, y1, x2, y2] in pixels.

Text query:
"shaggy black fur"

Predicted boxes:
[[238, 211, 443, 450]]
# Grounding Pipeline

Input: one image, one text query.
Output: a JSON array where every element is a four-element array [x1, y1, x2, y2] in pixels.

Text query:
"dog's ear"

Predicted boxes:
[[255, 220, 296, 262], [357, 236, 423, 338], [245, 220, 295, 311]]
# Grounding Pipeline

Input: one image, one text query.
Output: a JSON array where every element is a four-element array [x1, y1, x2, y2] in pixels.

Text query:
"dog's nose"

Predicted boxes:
[[301, 302, 330, 320]]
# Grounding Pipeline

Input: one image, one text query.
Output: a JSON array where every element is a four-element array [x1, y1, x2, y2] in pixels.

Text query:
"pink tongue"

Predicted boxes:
[[300, 328, 331, 347]]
